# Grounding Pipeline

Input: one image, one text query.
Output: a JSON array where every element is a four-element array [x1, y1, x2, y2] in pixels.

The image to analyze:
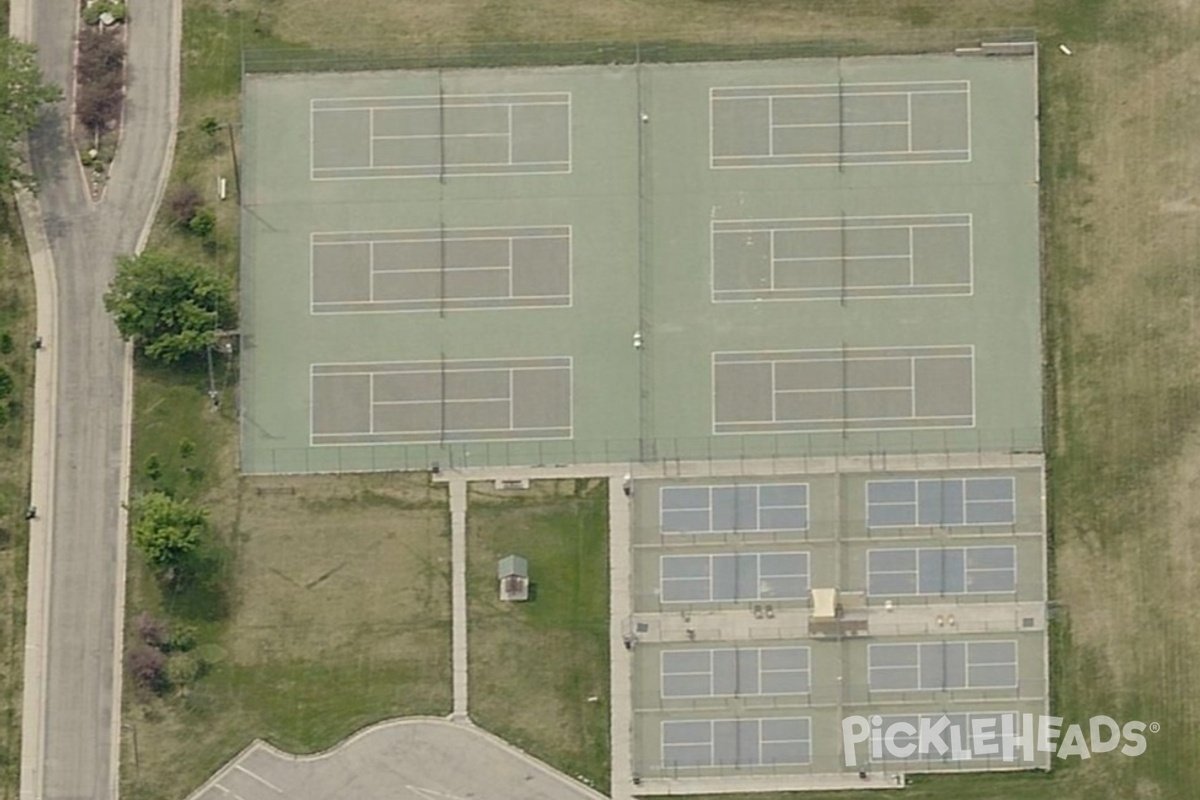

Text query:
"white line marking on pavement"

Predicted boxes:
[[406, 786, 473, 800], [235, 764, 284, 793]]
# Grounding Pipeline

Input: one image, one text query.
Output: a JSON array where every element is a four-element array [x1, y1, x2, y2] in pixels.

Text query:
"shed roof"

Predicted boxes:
[[498, 554, 528, 578]]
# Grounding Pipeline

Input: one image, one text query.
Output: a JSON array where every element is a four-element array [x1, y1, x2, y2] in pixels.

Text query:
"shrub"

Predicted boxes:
[[126, 645, 167, 692], [76, 68, 123, 134], [199, 116, 220, 137], [178, 437, 196, 459], [165, 652, 203, 688], [166, 624, 197, 653], [0, 367, 13, 399], [75, 30, 124, 134], [77, 29, 124, 73], [165, 184, 202, 227], [143, 453, 162, 482], [0, 332, 12, 354], [187, 209, 215, 239], [133, 610, 169, 648]]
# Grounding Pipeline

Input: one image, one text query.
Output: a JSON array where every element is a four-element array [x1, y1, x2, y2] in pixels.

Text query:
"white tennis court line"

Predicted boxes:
[[909, 357, 917, 418], [311, 166, 571, 181], [709, 79, 969, 97], [711, 154, 970, 170], [368, 104, 375, 168], [767, 96, 775, 157], [368, 372, 376, 434], [714, 345, 975, 361], [771, 121, 908, 129], [372, 132, 510, 141], [907, 93, 913, 152], [310, 90, 571, 108], [908, 227, 915, 286]]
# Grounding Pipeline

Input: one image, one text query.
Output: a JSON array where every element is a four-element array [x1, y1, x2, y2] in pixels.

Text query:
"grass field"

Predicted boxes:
[[121, 464, 452, 800], [0, 198, 35, 800], [467, 479, 610, 792], [119, 0, 1200, 797]]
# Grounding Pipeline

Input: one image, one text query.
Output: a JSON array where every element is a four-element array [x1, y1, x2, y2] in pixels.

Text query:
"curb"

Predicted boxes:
[[12, 7, 58, 800]]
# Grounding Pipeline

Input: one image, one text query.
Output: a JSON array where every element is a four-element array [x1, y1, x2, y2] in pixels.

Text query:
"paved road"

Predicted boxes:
[[12, 0, 181, 798]]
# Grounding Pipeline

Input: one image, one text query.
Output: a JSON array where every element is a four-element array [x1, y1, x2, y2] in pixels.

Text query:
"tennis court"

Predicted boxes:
[[311, 92, 571, 179], [311, 226, 572, 313], [310, 357, 572, 445], [712, 215, 972, 302], [866, 545, 1017, 596], [867, 640, 1018, 691], [712, 347, 975, 434], [661, 717, 812, 768], [660, 646, 811, 698], [660, 483, 809, 534], [659, 552, 809, 603], [710, 80, 970, 168], [866, 477, 1015, 528]]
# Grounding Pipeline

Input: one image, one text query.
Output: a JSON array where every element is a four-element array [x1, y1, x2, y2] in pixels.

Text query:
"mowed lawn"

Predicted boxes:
[[467, 479, 610, 793]]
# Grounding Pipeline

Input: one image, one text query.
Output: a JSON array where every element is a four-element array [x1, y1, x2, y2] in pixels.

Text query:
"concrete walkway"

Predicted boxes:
[[608, 476, 634, 800], [449, 479, 469, 721]]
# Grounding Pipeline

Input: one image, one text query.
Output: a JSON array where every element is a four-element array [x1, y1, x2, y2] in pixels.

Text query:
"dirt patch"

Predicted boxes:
[[229, 472, 450, 665], [1043, 6, 1200, 794]]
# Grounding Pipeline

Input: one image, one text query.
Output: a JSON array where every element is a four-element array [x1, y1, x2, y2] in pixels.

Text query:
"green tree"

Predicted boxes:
[[0, 37, 62, 189], [103, 251, 233, 363], [130, 491, 208, 574]]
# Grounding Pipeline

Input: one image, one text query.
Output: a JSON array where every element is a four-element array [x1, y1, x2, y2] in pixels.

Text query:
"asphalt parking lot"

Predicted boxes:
[[188, 718, 607, 800]]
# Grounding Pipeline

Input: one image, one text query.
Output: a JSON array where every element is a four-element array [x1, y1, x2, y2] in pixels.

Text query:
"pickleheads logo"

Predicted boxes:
[[841, 714, 1157, 767]]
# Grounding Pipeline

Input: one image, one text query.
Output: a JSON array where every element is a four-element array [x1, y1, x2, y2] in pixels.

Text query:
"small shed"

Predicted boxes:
[[498, 554, 529, 602]]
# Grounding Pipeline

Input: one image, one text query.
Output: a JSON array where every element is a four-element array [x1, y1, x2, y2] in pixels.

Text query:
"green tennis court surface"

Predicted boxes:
[[240, 54, 1040, 474]]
